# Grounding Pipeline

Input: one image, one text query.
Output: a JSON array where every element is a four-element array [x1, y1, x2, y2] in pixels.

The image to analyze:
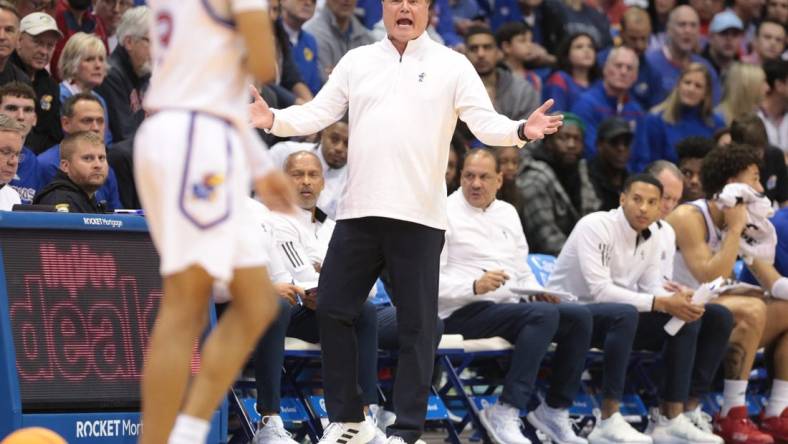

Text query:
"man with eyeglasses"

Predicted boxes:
[[11, 12, 63, 154], [0, 81, 43, 203], [0, 113, 25, 210], [93, 0, 134, 52]]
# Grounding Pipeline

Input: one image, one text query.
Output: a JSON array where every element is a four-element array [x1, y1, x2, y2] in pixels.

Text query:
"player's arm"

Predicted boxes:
[[234, 6, 276, 84], [667, 205, 741, 283], [748, 259, 782, 290]]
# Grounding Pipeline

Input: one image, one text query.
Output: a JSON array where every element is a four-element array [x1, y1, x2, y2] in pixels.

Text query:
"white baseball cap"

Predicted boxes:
[[20, 13, 63, 38]]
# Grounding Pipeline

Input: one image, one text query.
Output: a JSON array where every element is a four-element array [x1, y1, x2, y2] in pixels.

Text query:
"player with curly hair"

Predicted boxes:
[[667, 143, 788, 443]]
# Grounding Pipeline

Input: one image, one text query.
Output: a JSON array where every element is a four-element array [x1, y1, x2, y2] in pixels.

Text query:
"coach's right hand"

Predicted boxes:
[[654, 290, 704, 322], [275, 283, 306, 306], [474, 270, 509, 295], [249, 85, 274, 130], [256, 170, 297, 214]]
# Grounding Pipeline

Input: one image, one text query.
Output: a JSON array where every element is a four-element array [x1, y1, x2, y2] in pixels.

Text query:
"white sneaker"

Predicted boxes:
[[588, 412, 653, 444], [370, 405, 397, 433], [527, 403, 587, 444], [478, 401, 531, 444], [382, 438, 426, 444], [317, 421, 375, 444], [366, 415, 387, 444], [683, 406, 714, 434], [649, 413, 723, 444], [253, 416, 299, 444]]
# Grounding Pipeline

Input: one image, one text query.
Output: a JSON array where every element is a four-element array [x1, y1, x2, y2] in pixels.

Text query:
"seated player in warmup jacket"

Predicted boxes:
[[548, 173, 730, 444]]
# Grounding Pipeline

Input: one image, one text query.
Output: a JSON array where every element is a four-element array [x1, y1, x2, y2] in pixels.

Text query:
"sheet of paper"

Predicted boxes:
[[511, 287, 578, 302]]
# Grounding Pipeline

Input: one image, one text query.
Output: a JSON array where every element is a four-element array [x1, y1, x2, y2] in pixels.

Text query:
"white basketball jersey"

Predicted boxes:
[[673, 199, 723, 288], [144, 0, 267, 126]]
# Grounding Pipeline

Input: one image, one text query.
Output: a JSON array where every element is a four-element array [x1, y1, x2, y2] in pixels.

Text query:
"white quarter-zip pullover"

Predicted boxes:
[[270, 32, 526, 230], [546, 208, 666, 312], [438, 191, 541, 318], [268, 206, 336, 287], [655, 220, 677, 281]]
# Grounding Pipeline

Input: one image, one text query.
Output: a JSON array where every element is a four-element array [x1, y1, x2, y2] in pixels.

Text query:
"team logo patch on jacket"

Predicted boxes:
[[40, 95, 53, 111]]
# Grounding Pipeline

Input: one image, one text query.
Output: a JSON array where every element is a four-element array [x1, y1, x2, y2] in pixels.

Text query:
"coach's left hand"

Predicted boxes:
[[523, 99, 563, 141]]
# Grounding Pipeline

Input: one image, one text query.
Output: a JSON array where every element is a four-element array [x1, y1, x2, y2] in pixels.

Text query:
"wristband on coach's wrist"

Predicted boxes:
[[518, 121, 531, 143], [472, 280, 478, 295], [651, 296, 656, 312]]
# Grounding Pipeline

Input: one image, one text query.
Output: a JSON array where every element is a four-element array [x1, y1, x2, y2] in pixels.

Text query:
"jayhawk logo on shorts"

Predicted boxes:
[[303, 47, 314, 62], [192, 173, 225, 201]]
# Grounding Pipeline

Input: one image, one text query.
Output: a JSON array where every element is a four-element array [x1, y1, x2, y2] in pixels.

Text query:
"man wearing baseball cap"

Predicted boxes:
[[701, 10, 744, 78], [588, 117, 635, 211], [11, 12, 63, 154]]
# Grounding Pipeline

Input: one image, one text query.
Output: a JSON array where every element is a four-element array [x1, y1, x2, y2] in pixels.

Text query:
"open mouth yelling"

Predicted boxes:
[[396, 18, 413, 28]]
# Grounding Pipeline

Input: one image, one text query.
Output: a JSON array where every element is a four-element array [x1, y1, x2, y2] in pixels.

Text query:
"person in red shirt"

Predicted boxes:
[[50, 0, 106, 82]]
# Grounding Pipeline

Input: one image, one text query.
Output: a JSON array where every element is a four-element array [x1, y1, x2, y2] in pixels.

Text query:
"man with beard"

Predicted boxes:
[[465, 25, 539, 122], [95, 6, 149, 143], [33, 130, 107, 212], [517, 112, 600, 255], [700, 11, 744, 79]]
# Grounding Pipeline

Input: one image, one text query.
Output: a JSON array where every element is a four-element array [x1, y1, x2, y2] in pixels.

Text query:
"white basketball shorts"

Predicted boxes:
[[134, 110, 269, 282]]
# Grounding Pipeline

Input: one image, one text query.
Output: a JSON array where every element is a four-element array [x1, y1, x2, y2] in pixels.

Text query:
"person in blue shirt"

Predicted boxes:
[[598, 7, 663, 110], [0, 82, 44, 204], [639, 63, 725, 172], [543, 32, 600, 112], [279, 0, 323, 96], [571, 46, 647, 166], [38, 93, 121, 210], [646, 6, 722, 106]]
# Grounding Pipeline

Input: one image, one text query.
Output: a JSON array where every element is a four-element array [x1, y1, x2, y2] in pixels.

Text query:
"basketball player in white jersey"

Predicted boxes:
[[668, 144, 788, 444], [134, 2, 295, 444]]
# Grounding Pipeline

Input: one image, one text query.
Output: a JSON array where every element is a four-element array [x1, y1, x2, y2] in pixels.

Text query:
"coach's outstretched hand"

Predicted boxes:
[[249, 85, 275, 130], [523, 99, 563, 141], [256, 170, 297, 214]]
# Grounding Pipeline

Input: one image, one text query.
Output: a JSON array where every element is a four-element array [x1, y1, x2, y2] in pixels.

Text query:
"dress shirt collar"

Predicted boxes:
[[281, 19, 301, 46]]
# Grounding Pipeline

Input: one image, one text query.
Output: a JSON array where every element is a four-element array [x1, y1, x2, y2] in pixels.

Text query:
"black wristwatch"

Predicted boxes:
[[518, 121, 531, 143]]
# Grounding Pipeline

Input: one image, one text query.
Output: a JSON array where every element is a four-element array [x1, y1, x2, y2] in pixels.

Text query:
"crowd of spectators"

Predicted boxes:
[[0, 0, 781, 219], [0, 1, 784, 443]]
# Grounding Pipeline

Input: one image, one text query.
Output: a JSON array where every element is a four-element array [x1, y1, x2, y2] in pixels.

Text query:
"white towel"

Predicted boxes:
[[715, 183, 777, 264]]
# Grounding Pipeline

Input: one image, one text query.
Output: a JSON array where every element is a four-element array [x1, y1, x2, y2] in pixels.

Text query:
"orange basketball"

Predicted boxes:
[[1, 428, 67, 444]]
